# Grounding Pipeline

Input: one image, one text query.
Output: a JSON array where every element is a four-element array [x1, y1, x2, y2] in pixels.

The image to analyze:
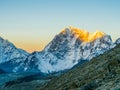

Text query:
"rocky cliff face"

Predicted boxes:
[[115, 38, 120, 44]]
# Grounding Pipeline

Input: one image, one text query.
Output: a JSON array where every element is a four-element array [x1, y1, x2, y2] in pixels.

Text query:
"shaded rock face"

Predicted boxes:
[[0, 52, 40, 73], [115, 38, 120, 44], [0, 68, 6, 74], [35, 44, 120, 90]]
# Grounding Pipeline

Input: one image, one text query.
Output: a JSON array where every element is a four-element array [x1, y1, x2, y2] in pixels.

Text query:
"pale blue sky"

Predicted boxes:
[[0, 0, 120, 52]]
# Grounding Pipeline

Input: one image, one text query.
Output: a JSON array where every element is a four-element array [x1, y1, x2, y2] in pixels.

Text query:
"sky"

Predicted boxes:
[[0, 0, 120, 52]]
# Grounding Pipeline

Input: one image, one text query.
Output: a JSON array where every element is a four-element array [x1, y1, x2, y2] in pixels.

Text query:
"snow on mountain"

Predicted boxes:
[[0, 36, 29, 64], [12, 27, 114, 73], [0, 27, 116, 74]]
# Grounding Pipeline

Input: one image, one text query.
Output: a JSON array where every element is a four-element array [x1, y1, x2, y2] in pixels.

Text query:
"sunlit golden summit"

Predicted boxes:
[[61, 26, 105, 42]]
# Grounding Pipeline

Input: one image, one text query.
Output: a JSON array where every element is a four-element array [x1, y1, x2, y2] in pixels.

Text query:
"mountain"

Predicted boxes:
[[0, 27, 117, 74], [35, 43, 120, 90], [0, 36, 29, 69], [9, 27, 115, 73], [2, 42, 120, 90]]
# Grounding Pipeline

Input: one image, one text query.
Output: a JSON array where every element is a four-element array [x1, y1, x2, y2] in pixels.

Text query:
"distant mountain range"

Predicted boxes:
[[0, 26, 120, 74]]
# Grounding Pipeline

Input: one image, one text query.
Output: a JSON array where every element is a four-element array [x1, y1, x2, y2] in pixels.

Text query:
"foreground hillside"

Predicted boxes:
[[35, 44, 120, 90]]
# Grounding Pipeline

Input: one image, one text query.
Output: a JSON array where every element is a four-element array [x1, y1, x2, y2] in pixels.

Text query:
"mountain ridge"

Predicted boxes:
[[60, 26, 105, 42], [0, 36, 29, 64], [9, 27, 115, 73], [0, 26, 118, 74]]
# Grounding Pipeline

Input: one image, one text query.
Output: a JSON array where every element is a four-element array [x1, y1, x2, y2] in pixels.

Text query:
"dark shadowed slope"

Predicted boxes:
[[35, 44, 120, 90]]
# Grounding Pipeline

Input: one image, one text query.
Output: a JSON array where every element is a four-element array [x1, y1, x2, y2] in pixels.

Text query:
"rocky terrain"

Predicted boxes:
[[35, 44, 120, 90]]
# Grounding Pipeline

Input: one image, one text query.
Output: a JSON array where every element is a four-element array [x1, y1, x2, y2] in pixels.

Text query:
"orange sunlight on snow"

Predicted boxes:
[[61, 26, 105, 42]]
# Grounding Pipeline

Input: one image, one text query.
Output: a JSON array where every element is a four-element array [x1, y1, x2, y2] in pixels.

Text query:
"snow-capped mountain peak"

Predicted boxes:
[[0, 36, 29, 63], [0, 27, 116, 74], [20, 27, 114, 73], [60, 26, 105, 42]]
